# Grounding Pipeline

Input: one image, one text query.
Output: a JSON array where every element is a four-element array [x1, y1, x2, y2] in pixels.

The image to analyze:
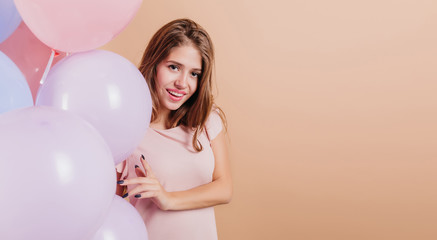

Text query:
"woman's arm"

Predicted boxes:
[[167, 129, 232, 210], [120, 129, 232, 211]]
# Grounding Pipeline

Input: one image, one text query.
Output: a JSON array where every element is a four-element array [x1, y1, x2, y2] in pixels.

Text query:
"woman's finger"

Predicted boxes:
[[133, 191, 158, 199], [140, 154, 154, 177], [135, 164, 146, 177], [125, 184, 160, 198], [118, 177, 155, 186]]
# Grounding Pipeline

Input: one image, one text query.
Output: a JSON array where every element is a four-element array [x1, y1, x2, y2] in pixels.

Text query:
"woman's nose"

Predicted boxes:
[[174, 72, 188, 88]]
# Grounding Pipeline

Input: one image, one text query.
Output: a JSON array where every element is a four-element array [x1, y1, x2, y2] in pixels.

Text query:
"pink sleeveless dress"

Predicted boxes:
[[117, 111, 222, 240]]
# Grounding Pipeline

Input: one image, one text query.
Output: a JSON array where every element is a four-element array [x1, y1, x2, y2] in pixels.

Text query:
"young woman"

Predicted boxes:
[[115, 19, 232, 240]]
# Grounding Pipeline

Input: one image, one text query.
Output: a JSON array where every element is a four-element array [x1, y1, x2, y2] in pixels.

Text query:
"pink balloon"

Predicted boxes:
[[0, 106, 116, 240], [92, 196, 148, 240], [36, 50, 152, 165], [13, 0, 143, 52], [0, 22, 65, 102]]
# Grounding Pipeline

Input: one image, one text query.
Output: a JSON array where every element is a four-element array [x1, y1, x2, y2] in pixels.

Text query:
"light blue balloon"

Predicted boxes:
[[0, 0, 22, 43], [0, 51, 33, 114]]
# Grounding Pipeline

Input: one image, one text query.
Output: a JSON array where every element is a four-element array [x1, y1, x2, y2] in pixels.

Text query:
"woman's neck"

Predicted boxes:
[[150, 108, 171, 130]]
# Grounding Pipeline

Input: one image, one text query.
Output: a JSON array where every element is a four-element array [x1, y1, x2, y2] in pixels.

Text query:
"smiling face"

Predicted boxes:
[[155, 44, 202, 114]]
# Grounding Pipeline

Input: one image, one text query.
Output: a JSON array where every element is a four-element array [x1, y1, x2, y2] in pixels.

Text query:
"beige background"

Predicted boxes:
[[102, 0, 437, 239]]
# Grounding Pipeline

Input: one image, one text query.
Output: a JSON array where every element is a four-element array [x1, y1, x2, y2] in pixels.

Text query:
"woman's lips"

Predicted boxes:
[[167, 89, 185, 101]]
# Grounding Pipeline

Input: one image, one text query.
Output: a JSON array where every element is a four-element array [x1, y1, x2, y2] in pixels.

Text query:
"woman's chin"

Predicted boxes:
[[163, 102, 184, 111]]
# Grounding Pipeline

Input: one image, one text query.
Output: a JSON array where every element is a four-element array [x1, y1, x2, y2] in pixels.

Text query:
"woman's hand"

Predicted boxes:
[[115, 161, 127, 197], [118, 155, 173, 210]]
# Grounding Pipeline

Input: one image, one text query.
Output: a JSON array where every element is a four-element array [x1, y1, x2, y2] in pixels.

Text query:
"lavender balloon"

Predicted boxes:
[[36, 50, 152, 165], [0, 51, 33, 114], [0, 0, 21, 43], [92, 196, 148, 240], [0, 106, 116, 240]]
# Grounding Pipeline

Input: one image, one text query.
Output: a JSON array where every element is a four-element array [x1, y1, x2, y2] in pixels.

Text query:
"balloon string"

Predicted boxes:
[[40, 49, 56, 84]]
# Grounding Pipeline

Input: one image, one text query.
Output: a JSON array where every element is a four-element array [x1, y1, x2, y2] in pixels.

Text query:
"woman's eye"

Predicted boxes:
[[191, 72, 200, 78], [169, 65, 179, 71]]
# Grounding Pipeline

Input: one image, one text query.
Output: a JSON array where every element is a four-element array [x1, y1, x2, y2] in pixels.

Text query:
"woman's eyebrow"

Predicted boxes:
[[167, 60, 201, 72], [166, 60, 182, 65]]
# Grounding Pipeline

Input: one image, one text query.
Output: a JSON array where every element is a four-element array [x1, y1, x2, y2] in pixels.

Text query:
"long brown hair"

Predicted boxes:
[[139, 18, 226, 152]]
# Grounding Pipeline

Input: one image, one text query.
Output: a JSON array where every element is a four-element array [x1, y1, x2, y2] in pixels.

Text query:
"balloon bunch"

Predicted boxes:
[[0, 0, 150, 239]]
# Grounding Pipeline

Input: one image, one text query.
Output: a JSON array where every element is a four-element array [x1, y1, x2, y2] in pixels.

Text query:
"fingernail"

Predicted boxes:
[[122, 193, 128, 198], [117, 180, 124, 184], [134, 194, 141, 198], [141, 154, 145, 160], [135, 165, 139, 168]]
